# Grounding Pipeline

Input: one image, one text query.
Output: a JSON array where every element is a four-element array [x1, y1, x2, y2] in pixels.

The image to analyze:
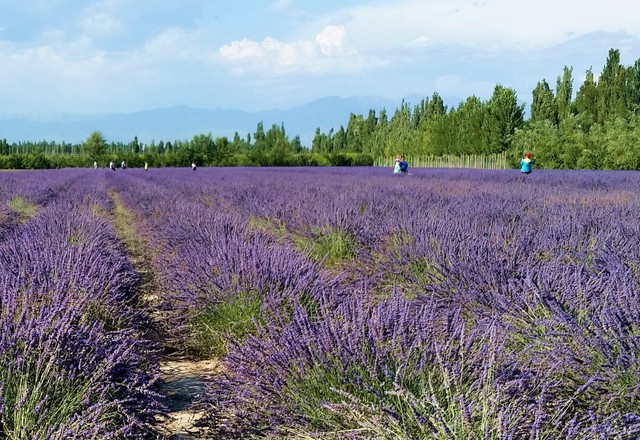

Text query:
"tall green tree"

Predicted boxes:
[[597, 48, 628, 121], [531, 79, 558, 124], [312, 127, 329, 153], [129, 136, 140, 154], [574, 68, 599, 130], [626, 58, 640, 114], [387, 101, 419, 156], [555, 66, 574, 121], [425, 93, 446, 119], [253, 122, 267, 151], [454, 96, 487, 154], [265, 123, 291, 156], [345, 114, 366, 153], [333, 126, 347, 153], [191, 133, 216, 158], [483, 85, 525, 153], [83, 131, 107, 158]]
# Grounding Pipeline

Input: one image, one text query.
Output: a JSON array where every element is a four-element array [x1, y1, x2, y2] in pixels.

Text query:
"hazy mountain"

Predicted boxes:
[[0, 96, 412, 148]]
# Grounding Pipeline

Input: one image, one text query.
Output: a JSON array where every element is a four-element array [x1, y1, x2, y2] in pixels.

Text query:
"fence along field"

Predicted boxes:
[[2, 166, 640, 438], [375, 152, 509, 169]]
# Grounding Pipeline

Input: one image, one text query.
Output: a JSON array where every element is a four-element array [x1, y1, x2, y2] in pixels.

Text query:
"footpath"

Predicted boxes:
[[110, 191, 218, 439]]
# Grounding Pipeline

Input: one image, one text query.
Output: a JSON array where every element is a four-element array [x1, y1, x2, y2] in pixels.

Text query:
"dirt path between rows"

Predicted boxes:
[[110, 191, 219, 439]]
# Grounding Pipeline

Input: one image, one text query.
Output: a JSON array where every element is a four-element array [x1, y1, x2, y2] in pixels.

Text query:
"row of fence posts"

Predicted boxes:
[[374, 152, 509, 169]]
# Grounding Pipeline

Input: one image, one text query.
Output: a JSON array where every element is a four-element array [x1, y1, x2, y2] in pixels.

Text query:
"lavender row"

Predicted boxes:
[[0, 169, 111, 242], [0, 171, 160, 439], [108, 170, 346, 353]]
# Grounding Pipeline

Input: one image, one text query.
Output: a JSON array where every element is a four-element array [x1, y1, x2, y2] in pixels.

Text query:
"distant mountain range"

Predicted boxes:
[[0, 95, 438, 149]]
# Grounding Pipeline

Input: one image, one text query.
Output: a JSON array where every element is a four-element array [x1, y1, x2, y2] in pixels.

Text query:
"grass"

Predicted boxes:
[[108, 190, 158, 305], [7, 196, 38, 222], [247, 216, 357, 268], [291, 227, 357, 268], [188, 290, 264, 358]]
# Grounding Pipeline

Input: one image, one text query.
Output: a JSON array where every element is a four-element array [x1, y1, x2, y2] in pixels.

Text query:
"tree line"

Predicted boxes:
[[1, 48, 639, 170], [0, 123, 374, 169], [311, 48, 640, 170]]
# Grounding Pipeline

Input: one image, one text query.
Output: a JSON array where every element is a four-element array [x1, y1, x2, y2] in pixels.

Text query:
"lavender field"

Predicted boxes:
[[2, 166, 640, 439]]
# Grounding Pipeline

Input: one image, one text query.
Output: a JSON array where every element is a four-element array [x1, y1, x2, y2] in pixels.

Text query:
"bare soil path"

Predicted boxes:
[[110, 191, 219, 439]]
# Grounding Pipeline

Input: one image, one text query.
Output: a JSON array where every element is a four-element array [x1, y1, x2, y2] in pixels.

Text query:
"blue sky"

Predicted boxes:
[[1, 0, 640, 116]]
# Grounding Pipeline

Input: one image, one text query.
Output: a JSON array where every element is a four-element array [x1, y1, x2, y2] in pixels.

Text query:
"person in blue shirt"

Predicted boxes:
[[520, 152, 535, 174], [394, 155, 409, 175], [399, 156, 408, 174]]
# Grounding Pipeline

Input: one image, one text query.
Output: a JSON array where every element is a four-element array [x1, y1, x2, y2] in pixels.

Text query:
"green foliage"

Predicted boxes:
[[188, 290, 263, 358], [575, 68, 599, 126], [531, 79, 558, 124], [555, 66, 574, 122], [291, 228, 357, 268], [84, 130, 108, 158], [505, 301, 640, 418], [598, 49, 628, 121], [7, 196, 38, 222]]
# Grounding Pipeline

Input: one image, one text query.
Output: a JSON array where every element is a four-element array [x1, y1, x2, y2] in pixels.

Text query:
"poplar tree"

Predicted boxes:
[[575, 68, 599, 127], [484, 85, 524, 153], [598, 48, 627, 121], [626, 58, 640, 113], [555, 66, 573, 121], [531, 79, 558, 124]]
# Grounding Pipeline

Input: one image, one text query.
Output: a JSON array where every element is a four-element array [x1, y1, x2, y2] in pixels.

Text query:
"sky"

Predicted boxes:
[[1, 0, 640, 116]]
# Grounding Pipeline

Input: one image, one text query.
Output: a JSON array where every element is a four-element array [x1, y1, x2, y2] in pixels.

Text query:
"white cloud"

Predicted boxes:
[[270, 0, 305, 19], [218, 24, 385, 76], [79, 0, 124, 37], [219, 39, 264, 62], [223, 0, 619, 80], [8, 43, 107, 79], [140, 28, 215, 63], [219, 37, 321, 74], [312, 0, 640, 53], [315, 25, 346, 56], [2, 0, 639, 116]]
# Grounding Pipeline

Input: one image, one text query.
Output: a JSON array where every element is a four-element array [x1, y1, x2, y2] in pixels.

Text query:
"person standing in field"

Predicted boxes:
[[393, 156, 402, 174], [109, 161, 116, 171], [520, 152, 535, 174], [94, 161, 98, 170], [394, 156, 409, 175], [144, 162, 148, 171], [399, 156, 409, 174], [191, 162, 197, 171]]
